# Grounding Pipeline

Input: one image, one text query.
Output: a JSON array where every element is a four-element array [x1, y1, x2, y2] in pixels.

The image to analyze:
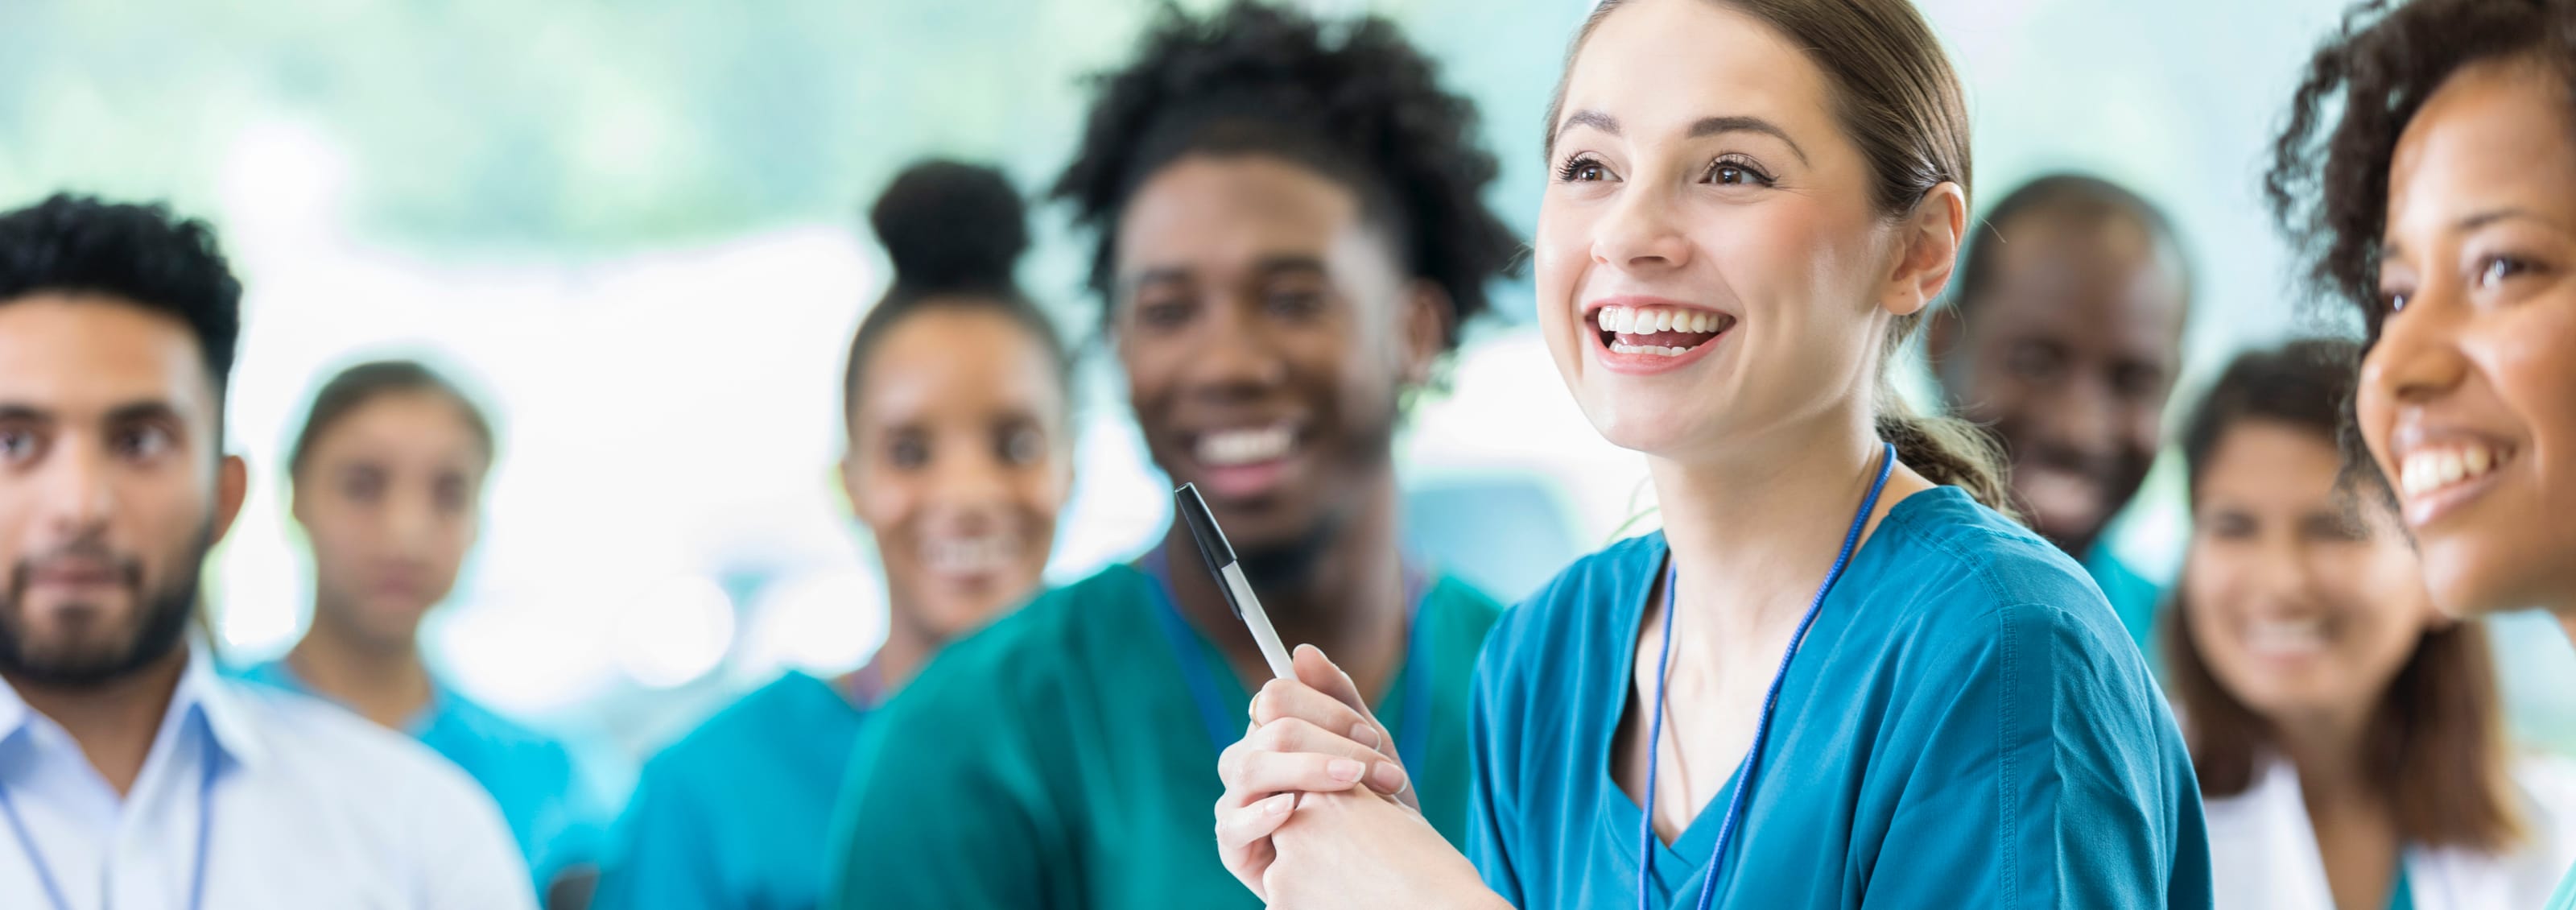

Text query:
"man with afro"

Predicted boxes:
[[824, 2, 1521, 907]]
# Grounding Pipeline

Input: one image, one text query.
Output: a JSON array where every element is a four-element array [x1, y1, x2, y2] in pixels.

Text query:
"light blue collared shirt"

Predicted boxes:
[[236, 659, 614, 896], [0, 643, 534, 909]]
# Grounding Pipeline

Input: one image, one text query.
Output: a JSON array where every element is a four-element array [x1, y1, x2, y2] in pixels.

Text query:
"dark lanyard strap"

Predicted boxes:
[[1636, 441, 1895, 910], [1140, 545, 1433, 771], [0, 715, 219, 910]]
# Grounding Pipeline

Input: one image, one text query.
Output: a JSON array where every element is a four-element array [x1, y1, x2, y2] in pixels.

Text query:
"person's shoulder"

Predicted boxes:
[[1477, 532, 1659, 683], [936, 563, 1150, 666], [221, 678, 509, 831], [1422, 571, 1507, 635], [1494, 532, 1659, 633], [870, 564, 1152, 728], [431, 689, 581, 767], [2512, 753, 2576, 835], [647, 672, 840, 771], [1868, 488, 2128, 639]]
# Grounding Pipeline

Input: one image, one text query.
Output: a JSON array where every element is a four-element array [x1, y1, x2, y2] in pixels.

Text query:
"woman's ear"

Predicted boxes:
[[837, 453, 867, 524], [1881, 182, 1967, 318]]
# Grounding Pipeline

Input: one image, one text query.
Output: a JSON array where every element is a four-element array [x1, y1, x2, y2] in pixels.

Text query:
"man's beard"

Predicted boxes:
[[0, 526, 209, 689], [1234, 512, 1341, 591]]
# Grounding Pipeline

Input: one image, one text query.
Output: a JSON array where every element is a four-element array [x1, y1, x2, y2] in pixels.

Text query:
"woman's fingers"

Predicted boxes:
[[1252, 677, 1386, 757], [1215, 792, 1295, 899], [1218, 718, 1408, 794], [1234, 747, 1405, 797], [1292, 643, 1374, 716]]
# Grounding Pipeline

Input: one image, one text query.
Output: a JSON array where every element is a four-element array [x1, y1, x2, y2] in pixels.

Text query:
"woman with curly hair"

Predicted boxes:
[[1208, 0, 2207, 908], [2263, 0, 2576, 907], [822, 3, 1521, 908]]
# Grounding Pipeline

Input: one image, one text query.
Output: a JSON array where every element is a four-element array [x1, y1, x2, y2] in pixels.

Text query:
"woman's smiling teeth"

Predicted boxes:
[[1596, 304, 1728, 334], [1199, 424, 1295, 466], [2398, 441, 2504, 498], [926, 534, 1019, 576], [1594, 304, 1732, 358], [2244, 617, 2328, 656]]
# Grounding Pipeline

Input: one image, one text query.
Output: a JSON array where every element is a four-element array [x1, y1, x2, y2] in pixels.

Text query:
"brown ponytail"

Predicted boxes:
[[1548, 0, 2010, 514], [1875, 378, 2016, 518]]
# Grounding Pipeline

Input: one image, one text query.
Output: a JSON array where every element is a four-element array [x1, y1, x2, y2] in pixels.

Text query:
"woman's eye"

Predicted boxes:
[[1704, 159, 1773, 187], [341, 471, 385, 502], [2477, 256, 2531, 287], [0, 428, 37, 463], [2382, 291, 2409, 316], [889, 436, 931, 470], [1554, 155, 1610, 183], [998, 427, 1046, 466]]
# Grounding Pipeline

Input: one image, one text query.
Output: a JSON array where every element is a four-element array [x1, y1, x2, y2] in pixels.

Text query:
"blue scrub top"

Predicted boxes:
[[236, 659, 616, 894], [2083, 540, 2164, 660], [594, 672, 869, 910], [1468, 486, 2212, 909]]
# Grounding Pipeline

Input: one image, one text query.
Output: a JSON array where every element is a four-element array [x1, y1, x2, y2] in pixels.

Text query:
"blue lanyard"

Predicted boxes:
[[1637, 441, 1895, 910], [1140, 545, 1433, 771], [0, 718, 219, 910]]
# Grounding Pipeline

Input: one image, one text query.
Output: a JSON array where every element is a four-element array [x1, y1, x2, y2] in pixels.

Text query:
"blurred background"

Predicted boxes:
[[8, 0, 2570, 788]]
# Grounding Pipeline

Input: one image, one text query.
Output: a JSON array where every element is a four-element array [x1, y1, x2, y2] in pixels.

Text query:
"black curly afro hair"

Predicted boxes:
[[2265, 0, 2576, 345], [0, 193, 242, 395], [1050, 0, 1520, 351]]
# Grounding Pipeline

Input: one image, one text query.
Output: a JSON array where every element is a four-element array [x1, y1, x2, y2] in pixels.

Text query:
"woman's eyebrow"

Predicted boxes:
[[1689, 116, 1809, 165], [1550, 110, 1810, 167]]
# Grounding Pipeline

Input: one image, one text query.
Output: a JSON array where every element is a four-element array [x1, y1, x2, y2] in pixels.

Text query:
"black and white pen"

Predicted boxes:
[[1174, 482, 1296, 679]]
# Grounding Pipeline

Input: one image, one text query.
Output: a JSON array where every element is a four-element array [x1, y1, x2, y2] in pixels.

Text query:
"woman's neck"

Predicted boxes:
[[287, 610, 431, 730], [852, 610, 939, 705], [1649, 408, 1930, 641], [2276, 705, 2403, 909], [2274, 705, 2382, 807]]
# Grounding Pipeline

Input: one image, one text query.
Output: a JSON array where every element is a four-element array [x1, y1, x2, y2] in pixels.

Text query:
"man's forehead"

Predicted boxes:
[[0, 295, 218, 418]]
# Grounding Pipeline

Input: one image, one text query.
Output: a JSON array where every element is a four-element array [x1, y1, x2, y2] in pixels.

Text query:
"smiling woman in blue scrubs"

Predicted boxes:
[[1208, 0, 2211, 908], [589, 159, 1076, 910], [239, 358, 616, 909]]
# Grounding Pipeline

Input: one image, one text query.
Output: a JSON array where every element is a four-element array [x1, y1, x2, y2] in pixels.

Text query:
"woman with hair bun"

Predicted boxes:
[[593, 159, 1075, 910]]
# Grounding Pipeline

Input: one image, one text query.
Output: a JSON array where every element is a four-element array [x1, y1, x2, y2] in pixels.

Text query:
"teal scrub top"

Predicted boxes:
[[1467, 487, 2212, 909], [824, 560, 1505, 910], [592, 672, 870, 910], [2083, 540, 2164, 657], [2548, 864, 2576, 910], [237, 659, 616, 895]]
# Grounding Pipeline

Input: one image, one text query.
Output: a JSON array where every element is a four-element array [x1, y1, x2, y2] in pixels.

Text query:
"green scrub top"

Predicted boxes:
[[824, 558, 1504, 909]]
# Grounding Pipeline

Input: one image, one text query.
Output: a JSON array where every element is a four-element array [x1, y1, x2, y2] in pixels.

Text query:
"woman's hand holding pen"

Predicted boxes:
[[1214, 645, 1505, 909]]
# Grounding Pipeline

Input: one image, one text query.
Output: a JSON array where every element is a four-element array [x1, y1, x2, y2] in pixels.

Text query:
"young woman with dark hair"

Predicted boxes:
[[2166, 340, 2574, 910]]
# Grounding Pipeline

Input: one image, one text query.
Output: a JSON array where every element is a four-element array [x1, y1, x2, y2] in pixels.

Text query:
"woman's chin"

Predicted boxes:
[[2421, 538, 2557, 619]]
